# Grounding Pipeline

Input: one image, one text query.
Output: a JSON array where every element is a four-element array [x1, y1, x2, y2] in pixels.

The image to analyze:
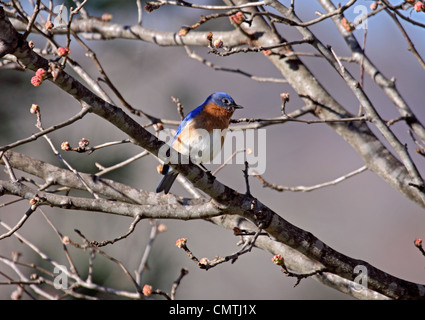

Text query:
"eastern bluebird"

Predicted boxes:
[[156, 92, 242, 194]]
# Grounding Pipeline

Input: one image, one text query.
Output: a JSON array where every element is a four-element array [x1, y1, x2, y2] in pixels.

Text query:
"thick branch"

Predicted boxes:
[[0, 179, 222, 220], [0, 150, 204, 207], [9, 16, 246, 46]]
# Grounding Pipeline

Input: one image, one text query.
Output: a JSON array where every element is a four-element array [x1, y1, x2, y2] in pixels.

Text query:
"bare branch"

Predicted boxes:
[[184, 46, 287, 83], [0, 206, 36, 240], [0, 105, 90, 153], [145, 0, 266, 12], [135, 220, 159, 285], [253, 166, 368, 193], [0, 179, 224, 220]]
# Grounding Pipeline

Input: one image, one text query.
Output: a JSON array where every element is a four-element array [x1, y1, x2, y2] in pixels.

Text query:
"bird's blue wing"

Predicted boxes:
[[156, 105, 205, 194], [171, 105, 205, 145]]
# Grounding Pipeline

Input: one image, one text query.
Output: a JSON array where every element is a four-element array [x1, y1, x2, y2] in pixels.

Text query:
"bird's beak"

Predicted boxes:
[[232, 104, 243, 110]]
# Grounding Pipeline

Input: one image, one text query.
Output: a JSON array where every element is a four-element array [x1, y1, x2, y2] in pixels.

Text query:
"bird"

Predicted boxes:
[[156, 92, 242, 194]]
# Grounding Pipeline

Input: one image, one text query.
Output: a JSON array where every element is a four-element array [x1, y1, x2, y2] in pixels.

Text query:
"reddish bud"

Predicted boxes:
[[62, 236, 70, 244], [28, 40, 34, 49], [31, 75, 43, 87], [414, 1, 425, 12], [213, 39, 224, 48], [262, 49, 272, 56], [29, 273, 38, 280], [35, 68, 47, 79], [10, 289, 22, 300], [369, 2, 378, 10], [414, 238, 423, 247], [61, 141, 71, 151], [142, 284, 152, 296], [341, 17, 355, 32], [155, 123, 164, 131], [178, 26, 190, 36], [233, 227, 242, 235], [144, 2, 160, 13], [199, 257, 209, 265], [176, 238, 187, 248], [101, 13, 113, 22], [78, 138, 90, 149], [30, 104, 40, 114], [45, 21, 54, 30], [280, 92, 290, 103], [156, 164, 164, 175], [157, 224, 167, 233], [57, 47, 70, 57], [272, 254, 284, 266], [230, 11, 244, 25]]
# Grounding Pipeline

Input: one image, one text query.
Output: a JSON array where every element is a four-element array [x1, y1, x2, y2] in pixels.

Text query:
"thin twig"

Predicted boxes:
[[89, 215, 142, 247], [0, 269, 37, 300], [231, 114, 369, 125], [31, 108, 100, 199], [385, 8, 425, 71], [39, 208, 80, 276], [66, 0, 88, 49], [0, 206, 36, 240], [358, 26, 367, 116], [184, 46, 287, 83], [87, 139, 131, 154], [71, 31, 159, 123], [212, 148, 250, 176], [177, 227, 265, 270], [270, 0, 357, 28], [145, 0, 266, 12], [0, 106, 90, 153], [136, 0, 143, 25], [1, 154, 18, 182], [95, 150, 149, 176], [135, 220, 158, 284], [73, 229, 144, 296], [22, 0, 40, 39], [409, 130, 425, 157], [170, 268, 188, 300], [208, 38, 313, 57], [0, 221, 142, 299], [0, 255, 56, 299], [171, 96, 185, 120], [327, 45, 345, 73], [253, 165, 368, 192], [273, 254, 326, 287]]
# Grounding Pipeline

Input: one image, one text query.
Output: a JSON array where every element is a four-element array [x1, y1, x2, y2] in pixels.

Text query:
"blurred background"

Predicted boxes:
[[1, 0, 425, 299]]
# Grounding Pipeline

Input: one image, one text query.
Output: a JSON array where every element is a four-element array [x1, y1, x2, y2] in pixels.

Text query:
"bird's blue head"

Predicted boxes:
[[205, 92, 242, 112]]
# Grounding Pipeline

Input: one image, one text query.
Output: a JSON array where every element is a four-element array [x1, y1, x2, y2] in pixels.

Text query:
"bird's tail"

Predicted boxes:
[[156, 171, 179, 194]]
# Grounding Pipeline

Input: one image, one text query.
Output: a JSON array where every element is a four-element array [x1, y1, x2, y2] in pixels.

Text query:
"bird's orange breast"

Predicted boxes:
[[195, 102, 234, 132]]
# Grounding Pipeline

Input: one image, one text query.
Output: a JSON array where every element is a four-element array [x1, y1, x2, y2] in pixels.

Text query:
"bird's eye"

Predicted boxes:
[[222, 98, 230, 105]]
